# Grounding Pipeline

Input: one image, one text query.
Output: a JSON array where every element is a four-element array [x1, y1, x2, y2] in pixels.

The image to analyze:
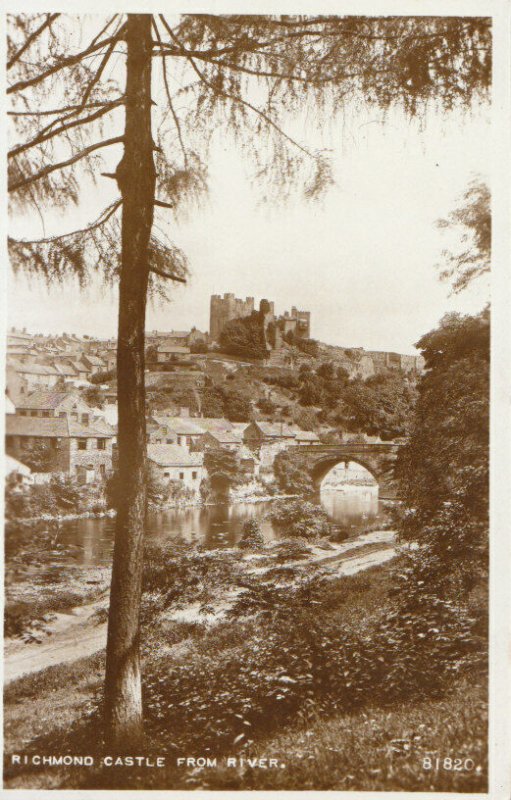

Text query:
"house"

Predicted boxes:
[[81, 354, 106, 375], [147, 444, 204, 493], [200, 429, 244, 452], [8, 361, 60, 390], [193, 417, 234, 435], [243, 420, 298, 448], [156, 344, 191, 364], [6, 367, 30, 405], [14, 390, 94, 424], [52, 360, 79, 381], [148, 416, 204, 449], [5, 455, 33, 486], [5, 394, 16, 415], [5, 415, 115, 482], [288, 427, 321, 446]]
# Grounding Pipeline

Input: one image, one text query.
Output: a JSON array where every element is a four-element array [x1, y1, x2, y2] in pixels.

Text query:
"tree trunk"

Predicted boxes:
[[104, 13, 155, 751]]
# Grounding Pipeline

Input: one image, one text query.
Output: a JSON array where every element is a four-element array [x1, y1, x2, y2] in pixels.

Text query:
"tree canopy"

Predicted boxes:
[[437, 180, 490, 294]]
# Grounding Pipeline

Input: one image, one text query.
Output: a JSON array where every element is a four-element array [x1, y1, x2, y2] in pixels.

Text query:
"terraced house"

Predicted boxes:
[[5, 415, 115, 483]]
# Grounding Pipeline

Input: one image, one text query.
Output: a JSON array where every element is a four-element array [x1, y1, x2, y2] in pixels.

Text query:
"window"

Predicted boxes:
[[81, 414, 89, 424], [166, 439, 172, 444], [179, 472, 184, 480], [164, 471, 170, 477], [97, 439, 106, 450], [59, 412, 66, 418], [192, 471, 197, 480], [99, 464, 106, 478], [50, 438, 58, 449], [186, 436, 192, 446], [77, 439, 87, 450], [30, 410, 38, 417], [41, 411, 50, 418]]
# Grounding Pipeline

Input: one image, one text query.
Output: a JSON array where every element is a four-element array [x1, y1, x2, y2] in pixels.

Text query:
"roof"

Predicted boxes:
[[157, 345, 191, 355], [16, 389, 83, 411], [249, 421, 297, 438], [52, 362, 77, 375], [6, 415, 113, 438], [6, 455, 32, 476], [163, 331, 190, 339], [147, 444, 203, 467], [294, 430, 320, 442], [205, 430, 243, 445], [83, 355, 105, 366], [9, 362, 59, 376], [192, 418, 233, 433], [152, 416, 204, 435]]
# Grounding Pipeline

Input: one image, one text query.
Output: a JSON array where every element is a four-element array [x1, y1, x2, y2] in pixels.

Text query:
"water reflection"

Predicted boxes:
[[56, 483, 382, 567]]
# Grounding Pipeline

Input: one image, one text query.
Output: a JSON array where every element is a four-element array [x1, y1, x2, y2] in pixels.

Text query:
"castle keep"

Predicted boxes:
[[209, 293, 311, 345], [209, 294, 255, 342]]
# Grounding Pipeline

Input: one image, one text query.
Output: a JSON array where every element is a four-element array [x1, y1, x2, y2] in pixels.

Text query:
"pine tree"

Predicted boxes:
[[7, 11, 491, 750]]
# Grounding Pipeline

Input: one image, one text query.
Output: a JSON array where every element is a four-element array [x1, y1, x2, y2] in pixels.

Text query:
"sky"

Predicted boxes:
[[7, 64, 490, 355]]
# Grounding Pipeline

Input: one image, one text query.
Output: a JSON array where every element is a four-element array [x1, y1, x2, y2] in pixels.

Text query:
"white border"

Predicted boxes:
[[1, 2, 510, 799]]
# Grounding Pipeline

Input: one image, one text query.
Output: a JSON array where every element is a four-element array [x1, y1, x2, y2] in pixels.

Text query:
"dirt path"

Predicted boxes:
[[4, 597, 108, 684], [4, 532, 397, 683]]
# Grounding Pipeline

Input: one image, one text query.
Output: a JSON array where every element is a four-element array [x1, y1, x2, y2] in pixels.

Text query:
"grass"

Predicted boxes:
[[200, 676, 487, 792], [3, 549, 487, 793]]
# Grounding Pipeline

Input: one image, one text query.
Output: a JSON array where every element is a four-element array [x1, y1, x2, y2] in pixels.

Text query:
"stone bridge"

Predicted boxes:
[[292, 442, 405, 498]]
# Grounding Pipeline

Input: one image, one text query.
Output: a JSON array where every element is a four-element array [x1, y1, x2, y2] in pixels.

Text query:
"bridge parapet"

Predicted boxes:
[[291, 441, 404, 498]]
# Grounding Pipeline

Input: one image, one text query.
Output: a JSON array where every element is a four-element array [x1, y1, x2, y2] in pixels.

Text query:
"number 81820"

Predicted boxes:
[[423, 757, 475, 772]]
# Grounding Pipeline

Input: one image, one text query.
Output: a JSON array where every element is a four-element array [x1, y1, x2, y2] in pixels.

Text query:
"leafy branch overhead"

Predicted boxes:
[[437, 180, 490, 294], [8, 13, 491, 287]]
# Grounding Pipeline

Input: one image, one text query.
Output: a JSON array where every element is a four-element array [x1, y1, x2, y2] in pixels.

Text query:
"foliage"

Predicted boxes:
[[273, 450, 314, 495], [83, 385, 104, 408], [190, 341, 209, 354], [397, 309, 489, 599], [19, 440, 55, 472], [5, 475, 86, 519], [238, 519, 265, 550], [203, 448, 243, 496], [269, 499, 330, 539], [90, 369, 115, 385], [142, 559, 484, 758], [437, 180, 490, 294], [200, 382, 252, 422], [219, 312, 268, 360], [257, 396, 277, 415], [295, 338, 320, 357]]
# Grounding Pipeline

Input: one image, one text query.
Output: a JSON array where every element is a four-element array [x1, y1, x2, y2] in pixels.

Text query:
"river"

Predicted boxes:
[[56, 485, 383, 567]]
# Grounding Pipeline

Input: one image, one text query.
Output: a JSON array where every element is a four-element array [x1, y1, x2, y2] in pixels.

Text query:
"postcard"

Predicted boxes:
[[2, 1, 510, 796]]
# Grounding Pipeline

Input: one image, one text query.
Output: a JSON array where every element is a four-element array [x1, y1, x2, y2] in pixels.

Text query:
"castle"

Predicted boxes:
[[209, 293, 311, 346]]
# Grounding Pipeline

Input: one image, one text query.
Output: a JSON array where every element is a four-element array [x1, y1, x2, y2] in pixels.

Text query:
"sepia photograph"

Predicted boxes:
[[2, 3, 508, 794]]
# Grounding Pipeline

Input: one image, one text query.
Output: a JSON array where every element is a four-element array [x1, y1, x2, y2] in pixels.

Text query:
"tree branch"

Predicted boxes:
[[8, 98, 124, 116], [159, 16, 316, 161], [8, 100, 123, 160], [154, 199, 174, 209], [7, 33, 122, 96], [152, 18, 188, 168], [7, 13, 60, 70], [8, 199, 122, 245], [149, 265, 187, 283], [9, 136, 124, 193]]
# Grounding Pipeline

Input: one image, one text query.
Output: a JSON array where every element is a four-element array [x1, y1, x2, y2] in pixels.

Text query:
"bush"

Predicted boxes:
[[269, 499, 331, 540], [273, 451, 314, 495], [238, 519, 265, 550]]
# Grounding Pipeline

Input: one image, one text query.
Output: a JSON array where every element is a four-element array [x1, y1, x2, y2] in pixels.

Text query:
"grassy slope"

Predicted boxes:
[[3, 560, 487, 792]]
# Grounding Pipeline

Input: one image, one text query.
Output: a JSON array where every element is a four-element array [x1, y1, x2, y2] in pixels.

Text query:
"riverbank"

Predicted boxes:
[[3, 544, 486, 792], [4, 528, 396, 682]]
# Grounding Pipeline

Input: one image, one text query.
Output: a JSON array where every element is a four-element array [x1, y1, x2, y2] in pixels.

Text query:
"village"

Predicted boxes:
[[5, 293, 423, 501]]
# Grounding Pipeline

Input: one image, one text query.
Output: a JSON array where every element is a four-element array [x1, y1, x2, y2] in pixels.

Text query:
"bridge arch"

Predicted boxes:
[[310, 456, 380, 489]]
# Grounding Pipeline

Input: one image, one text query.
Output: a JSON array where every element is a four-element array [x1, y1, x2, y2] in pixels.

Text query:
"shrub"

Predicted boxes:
[[269, 499, 331, 540], [273, 451, 314, 495], [238, 519, 265, 550]]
